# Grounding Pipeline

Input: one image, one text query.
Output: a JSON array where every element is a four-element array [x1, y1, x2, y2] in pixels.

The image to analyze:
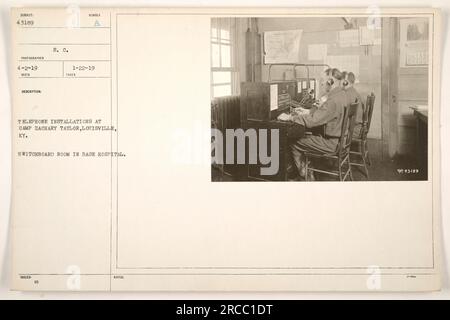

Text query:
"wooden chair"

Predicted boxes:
[[304, 102, 359, 181], [349, 93, 375, 179]]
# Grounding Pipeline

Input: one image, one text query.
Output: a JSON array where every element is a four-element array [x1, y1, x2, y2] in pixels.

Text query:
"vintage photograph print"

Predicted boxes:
[[210, 16, 431, 182]]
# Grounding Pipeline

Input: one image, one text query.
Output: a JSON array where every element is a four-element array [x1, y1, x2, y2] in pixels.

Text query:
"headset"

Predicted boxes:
[[326, 68, 344, 87], [341, 71, 349, 87]]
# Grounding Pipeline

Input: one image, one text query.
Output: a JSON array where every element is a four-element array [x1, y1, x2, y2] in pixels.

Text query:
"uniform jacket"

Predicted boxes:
[[345, 86, 364, 138], [292, 86, 347, 138]]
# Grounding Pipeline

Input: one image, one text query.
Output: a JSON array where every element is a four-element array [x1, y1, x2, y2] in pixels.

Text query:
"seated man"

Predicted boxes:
[[312, 67, 332, 110], [298, 68, 331, 138], [278, 68, 347, 180], [341, 71, 363, 139]]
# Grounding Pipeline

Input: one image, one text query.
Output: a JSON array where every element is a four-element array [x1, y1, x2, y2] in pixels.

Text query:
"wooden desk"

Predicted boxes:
[[241, 119, 305, 181], [412, 107, 428, 178]]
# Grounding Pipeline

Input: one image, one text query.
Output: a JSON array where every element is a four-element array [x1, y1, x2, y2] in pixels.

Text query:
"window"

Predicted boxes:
[[211, 19, 237, 98]]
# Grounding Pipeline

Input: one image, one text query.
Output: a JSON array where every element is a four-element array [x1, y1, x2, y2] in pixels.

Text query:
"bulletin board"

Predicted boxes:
[[399, 18, 429, 67]]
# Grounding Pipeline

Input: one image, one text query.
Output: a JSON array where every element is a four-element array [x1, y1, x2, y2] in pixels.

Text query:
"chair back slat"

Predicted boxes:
[[360, 93, 375, 139], [337, 102, 358, 154]]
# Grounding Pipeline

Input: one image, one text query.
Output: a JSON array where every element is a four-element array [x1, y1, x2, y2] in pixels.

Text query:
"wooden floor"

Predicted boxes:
[[212, 139, 427, 182]]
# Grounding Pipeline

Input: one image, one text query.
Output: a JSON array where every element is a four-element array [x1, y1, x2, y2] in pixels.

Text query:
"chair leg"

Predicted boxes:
[[347, 155, 353, 181], [363, 155, 369, 179], [304, 157, 309, 181], [338, 156, 343, 181], [360, 142, 369, 180], [364, 140, 372, 166]]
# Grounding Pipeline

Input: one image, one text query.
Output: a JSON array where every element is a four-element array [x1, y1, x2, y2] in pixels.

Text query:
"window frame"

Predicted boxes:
[[211, 18, 236, 98]]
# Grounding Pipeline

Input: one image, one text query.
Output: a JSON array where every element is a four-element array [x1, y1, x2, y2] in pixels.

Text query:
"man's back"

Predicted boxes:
[[322, 87, 347, 138]]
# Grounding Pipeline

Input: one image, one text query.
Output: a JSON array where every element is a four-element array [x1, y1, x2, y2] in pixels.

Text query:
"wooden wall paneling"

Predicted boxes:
[[381, 17, 399, 159]]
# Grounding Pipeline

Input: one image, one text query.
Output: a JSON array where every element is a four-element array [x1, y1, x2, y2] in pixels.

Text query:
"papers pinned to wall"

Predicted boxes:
[[399, 18, 429, 67], [359, 26, 382, 45], [264, 29, 303, 64], [325, 55, 360, 81], [307, 44, 328, 61], [405, 47, 428, 66], [338, 29, 360, 47]]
